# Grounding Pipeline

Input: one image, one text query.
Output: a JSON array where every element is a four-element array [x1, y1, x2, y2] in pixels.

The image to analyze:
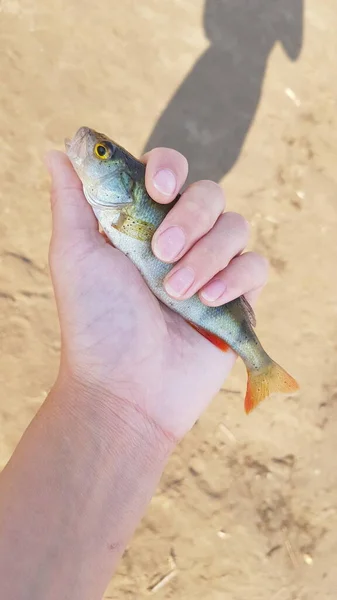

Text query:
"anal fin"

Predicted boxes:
[[188, 321, 230, 353]]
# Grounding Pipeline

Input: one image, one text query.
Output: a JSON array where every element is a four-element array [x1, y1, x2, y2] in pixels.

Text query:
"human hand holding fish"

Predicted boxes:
[[48, 128, 298, 442]]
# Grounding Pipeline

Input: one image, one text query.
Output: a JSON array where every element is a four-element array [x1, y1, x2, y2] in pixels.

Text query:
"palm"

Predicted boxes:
[[55, 238, 234, 439]]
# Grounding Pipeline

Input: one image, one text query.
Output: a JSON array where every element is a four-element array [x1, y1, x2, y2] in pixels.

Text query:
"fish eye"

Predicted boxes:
[[94, 142, 112, 160]]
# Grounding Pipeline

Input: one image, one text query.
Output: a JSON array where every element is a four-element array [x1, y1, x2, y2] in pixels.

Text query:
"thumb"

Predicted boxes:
[[46, 150, 99, 249]]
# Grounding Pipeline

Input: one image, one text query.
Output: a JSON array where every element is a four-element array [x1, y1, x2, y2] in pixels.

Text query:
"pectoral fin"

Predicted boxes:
[[112, 214, 155, 242]]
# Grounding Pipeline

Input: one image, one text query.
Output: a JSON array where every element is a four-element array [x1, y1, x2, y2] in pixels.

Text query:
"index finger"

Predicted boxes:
[[141, 147, 189, 204]]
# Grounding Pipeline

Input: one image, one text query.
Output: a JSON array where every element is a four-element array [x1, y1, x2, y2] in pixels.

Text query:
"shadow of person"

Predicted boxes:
[[143, 0, 304, 185]]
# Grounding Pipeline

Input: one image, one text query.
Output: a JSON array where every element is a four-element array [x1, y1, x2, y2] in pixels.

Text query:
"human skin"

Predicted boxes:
[[0, 147, 268, 600]]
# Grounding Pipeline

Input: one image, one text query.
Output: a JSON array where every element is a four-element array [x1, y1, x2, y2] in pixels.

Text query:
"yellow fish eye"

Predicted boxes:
[[94, 142, 111, 160]]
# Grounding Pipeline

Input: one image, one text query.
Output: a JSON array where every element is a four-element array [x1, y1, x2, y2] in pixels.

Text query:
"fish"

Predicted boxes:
[[65, 126, 299, 413]]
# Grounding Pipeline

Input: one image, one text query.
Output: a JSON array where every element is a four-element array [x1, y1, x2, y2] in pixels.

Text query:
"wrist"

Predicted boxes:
[[45, 374, 175, 596], [0, 372, 175, 600], [49, 370, 176, 468]]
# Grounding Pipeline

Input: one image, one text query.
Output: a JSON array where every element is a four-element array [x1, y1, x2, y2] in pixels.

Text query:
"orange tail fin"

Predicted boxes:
[[245, 361, 299, 414]]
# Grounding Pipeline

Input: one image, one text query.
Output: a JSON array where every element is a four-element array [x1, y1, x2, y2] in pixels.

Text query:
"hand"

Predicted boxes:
[[47, 148, 268, 442], [0, 149, 269, 600]]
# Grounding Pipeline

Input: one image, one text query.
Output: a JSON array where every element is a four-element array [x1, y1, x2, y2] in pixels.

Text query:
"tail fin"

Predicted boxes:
[[245, 361, 299, 414]]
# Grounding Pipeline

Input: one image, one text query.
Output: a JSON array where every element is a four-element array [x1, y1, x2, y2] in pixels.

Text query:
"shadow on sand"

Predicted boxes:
[[143, 0, 304, 185]]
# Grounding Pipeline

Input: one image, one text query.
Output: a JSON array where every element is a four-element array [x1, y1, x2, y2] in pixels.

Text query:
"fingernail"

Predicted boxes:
[[165, 267, 195, 297], [154, 227, 185, 261], [153, 169, 177, 196], [201, 279, 226, 302]]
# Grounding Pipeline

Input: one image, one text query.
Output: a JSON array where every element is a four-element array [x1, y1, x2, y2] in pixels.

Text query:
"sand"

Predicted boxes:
[[1, 1, 337, 598]]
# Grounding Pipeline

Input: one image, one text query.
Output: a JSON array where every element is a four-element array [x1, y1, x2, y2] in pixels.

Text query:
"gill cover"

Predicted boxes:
[[83, 170, 135, 209]]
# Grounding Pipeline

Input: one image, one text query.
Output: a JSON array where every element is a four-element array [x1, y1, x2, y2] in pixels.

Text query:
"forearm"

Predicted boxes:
[[0, 377, 173, 600]]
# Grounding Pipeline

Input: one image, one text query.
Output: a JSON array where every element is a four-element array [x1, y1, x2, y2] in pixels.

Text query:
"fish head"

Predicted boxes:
[[65, 127, 144, 208]]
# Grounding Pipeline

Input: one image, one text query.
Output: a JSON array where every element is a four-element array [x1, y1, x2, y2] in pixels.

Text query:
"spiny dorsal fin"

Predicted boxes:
[[239, 295, 256, 328]]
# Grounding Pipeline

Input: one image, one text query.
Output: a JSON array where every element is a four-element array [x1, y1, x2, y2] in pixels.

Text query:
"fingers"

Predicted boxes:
[[142, 147, 188, 203], [200, 252, 269, 307], [142, 151, 268, 306], [46, 150, 99, 245], [152, 180, 226, 262], [162, 211, 250, 299]]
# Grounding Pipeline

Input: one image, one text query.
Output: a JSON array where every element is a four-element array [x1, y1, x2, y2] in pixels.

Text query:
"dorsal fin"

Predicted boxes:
[[239, 295, 256, 328]]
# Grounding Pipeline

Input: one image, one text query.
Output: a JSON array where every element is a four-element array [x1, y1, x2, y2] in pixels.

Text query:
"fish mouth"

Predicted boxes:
[[65, 126, 91, 162]]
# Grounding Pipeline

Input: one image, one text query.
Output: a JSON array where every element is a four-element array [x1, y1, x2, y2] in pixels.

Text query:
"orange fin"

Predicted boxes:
[[245, 361, 299, 414], [188, 321, 230, 353]]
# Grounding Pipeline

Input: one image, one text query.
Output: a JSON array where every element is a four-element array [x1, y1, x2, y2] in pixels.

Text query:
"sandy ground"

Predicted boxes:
[[1, 1, 337, 598]]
